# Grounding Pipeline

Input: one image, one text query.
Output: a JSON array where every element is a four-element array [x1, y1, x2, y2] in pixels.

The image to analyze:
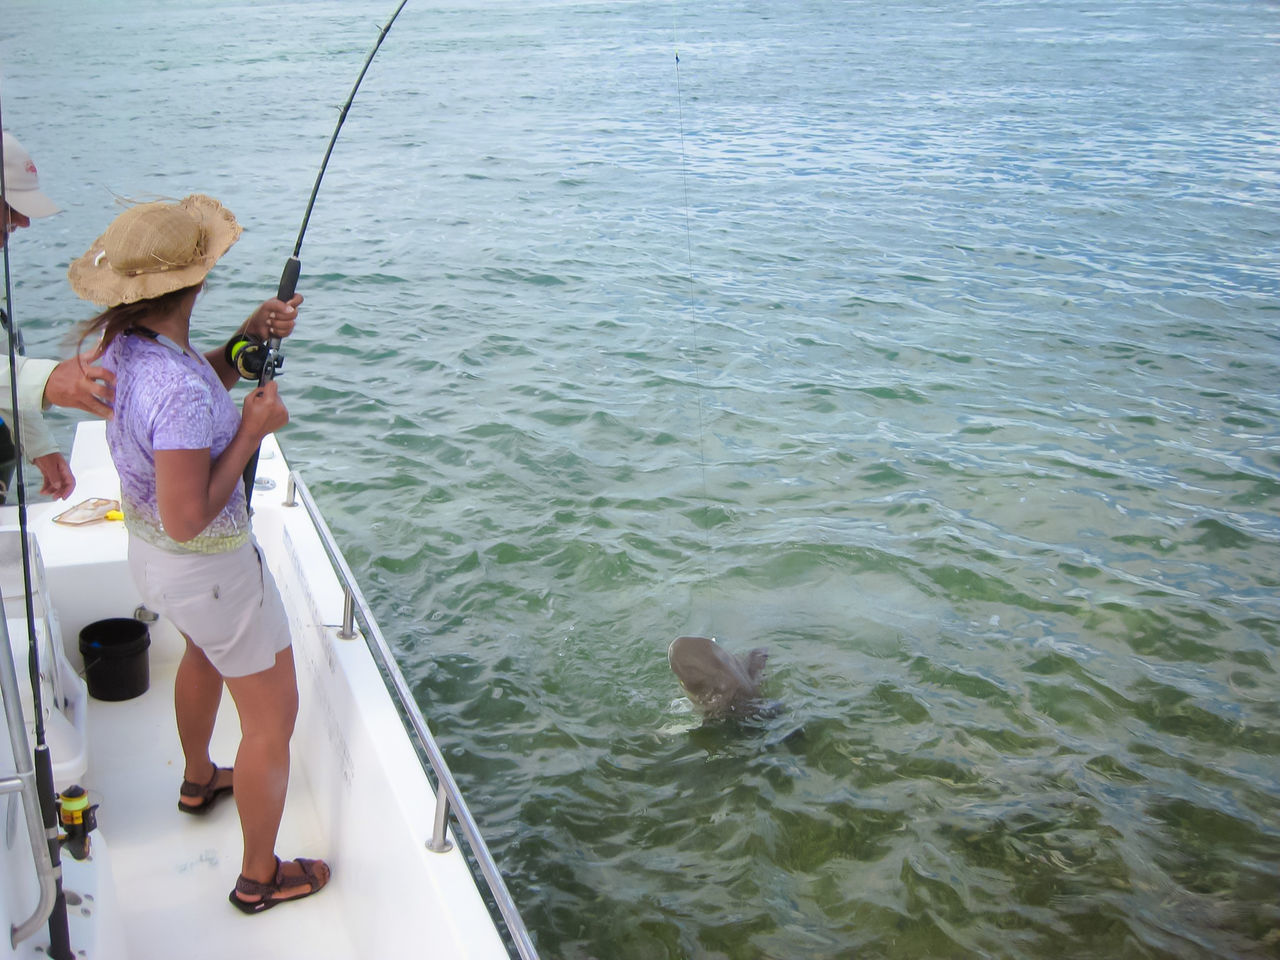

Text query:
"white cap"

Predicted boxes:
[[2, 131, 59, 218]]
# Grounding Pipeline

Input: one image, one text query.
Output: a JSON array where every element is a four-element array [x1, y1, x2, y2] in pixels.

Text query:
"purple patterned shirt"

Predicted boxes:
[[102, 331, 249, 554]]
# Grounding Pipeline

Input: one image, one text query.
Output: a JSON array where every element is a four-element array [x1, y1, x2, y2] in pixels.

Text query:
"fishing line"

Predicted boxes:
[[0, 111, 75, 959], [673, 22, 715, 586], [242, 0, 409, 503]]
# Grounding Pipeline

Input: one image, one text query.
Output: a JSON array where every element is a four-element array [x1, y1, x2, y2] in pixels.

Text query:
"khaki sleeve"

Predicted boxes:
[[2, 357, 62, 461]]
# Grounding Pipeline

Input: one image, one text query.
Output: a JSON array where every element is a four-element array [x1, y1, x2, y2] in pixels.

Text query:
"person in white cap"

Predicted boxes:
[[2, 129, 118, 500]]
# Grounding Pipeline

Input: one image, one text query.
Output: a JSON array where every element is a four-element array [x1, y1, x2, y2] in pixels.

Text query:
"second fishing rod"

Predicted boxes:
[[236, 0, 409, 504]]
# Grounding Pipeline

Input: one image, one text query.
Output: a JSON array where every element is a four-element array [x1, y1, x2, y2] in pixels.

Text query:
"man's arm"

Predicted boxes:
[[43, 354, 115, 418]]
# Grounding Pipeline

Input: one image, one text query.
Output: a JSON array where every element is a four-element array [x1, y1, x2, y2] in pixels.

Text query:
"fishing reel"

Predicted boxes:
[[225, 334, 284, 381], [57, 785, 99, 861]]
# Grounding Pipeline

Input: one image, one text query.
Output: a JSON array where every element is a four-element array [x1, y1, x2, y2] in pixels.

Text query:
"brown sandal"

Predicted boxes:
[[178, 766, 233, 815], [229, 856, 330, 914]]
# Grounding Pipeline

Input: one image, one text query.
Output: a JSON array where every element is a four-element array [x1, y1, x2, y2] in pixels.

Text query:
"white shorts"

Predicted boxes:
[[127, 535, 292, 678]]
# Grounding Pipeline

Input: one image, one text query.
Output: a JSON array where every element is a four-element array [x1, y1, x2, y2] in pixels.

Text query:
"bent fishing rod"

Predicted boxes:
[[0, 114, 75, 959], [240, 0, 409, 505]]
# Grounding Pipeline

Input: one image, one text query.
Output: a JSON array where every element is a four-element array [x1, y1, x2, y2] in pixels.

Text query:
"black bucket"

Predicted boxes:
[[79, 618, 151, 701]]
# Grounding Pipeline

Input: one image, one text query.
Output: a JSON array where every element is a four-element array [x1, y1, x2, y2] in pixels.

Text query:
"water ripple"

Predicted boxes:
[[5, 0, 1279, 956]]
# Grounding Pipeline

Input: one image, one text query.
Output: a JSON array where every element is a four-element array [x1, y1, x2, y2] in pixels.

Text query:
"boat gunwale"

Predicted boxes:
[[277, 468, 540, 960], [0, 423, 541, 959]]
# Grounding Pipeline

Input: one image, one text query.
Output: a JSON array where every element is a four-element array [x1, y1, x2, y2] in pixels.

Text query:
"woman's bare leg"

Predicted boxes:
[[224, 647, 325, 898], [174, 636, 231, 801]]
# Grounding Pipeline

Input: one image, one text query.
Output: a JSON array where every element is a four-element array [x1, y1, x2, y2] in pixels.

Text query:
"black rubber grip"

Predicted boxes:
[[277, 256, 301, 302]]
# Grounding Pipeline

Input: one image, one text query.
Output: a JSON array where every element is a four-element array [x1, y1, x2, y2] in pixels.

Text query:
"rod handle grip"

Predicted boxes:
[[277, 256, 301, 303], [243, 254, 299, 507]]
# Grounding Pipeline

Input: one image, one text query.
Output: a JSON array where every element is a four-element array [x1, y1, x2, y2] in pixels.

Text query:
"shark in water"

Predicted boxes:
[[668, 635, 781, 720]]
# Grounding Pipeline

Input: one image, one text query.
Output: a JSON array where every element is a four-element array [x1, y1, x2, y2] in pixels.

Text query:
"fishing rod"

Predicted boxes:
[[672, 27, 714, 584], [240, 0, 409, 504], [0, 115, 75, 959]]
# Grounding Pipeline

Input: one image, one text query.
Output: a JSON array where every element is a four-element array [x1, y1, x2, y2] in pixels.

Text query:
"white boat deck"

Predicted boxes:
[[0, 422, 515, 960], [85, 647, 355, 959]]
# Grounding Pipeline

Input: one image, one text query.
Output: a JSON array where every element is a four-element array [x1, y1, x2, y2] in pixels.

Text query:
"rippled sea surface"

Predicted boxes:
[[4, 1, 1279, 957]]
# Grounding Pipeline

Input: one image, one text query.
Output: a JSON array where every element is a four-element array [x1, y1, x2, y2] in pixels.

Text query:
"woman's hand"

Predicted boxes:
[[241, 380, 289, 441], [207, 294, 303, 389], [245, 293, 303, 343]]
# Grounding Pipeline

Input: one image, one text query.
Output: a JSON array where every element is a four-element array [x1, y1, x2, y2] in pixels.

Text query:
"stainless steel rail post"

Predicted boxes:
[[429, 782, 453, 854]]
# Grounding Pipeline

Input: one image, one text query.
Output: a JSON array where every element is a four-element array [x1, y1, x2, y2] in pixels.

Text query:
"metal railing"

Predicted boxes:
[[0, 609, 57, 947], [283, 472, 540, 960]]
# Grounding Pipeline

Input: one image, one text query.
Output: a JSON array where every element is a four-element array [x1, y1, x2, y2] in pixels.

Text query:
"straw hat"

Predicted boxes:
[[68, 194, 242, 306]]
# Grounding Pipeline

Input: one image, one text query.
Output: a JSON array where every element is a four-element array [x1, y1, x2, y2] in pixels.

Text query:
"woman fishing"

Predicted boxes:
[[67, 194, 330, 913]]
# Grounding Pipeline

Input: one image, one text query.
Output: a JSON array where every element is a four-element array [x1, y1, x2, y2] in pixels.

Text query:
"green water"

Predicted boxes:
[[3, 1, 1278, 957]]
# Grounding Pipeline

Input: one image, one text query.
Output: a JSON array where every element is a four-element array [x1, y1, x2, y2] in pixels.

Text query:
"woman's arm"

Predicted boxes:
[[205, 294, 303, 389], [154, 382, 289, 542]]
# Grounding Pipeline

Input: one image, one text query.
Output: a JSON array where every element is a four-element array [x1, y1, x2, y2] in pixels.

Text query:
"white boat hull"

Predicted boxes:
[[0, 422, 515, 959]]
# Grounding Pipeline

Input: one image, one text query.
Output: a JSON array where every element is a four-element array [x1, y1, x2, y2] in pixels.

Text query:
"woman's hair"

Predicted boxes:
[[76, 283, 202, 359]]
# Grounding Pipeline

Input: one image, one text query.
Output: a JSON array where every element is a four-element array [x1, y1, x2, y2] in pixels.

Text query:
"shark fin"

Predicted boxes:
[[742, 648, 769, 684]]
